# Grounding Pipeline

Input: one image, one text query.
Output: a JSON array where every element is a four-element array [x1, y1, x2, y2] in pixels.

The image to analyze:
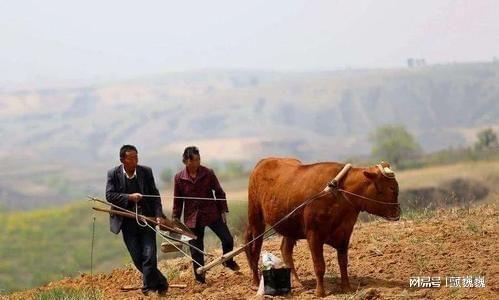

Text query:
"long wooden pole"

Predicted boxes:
[[87, 196, 196, 238], [92, 207, 197, 239], [195, 245, 246, 274]]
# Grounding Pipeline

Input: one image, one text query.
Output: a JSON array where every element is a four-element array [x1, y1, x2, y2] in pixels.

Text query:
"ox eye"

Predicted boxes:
[[373, 183, 383, 194]]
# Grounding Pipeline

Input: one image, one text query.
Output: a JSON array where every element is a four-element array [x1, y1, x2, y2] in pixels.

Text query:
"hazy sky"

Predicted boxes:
[[1, 0, 498, 87]]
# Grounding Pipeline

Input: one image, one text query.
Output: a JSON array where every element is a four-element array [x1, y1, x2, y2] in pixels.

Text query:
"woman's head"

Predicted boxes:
[[183, 146, 201, 170]]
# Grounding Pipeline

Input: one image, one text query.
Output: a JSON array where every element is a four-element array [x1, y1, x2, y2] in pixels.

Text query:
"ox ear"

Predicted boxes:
[[363, 170, 378, 181]]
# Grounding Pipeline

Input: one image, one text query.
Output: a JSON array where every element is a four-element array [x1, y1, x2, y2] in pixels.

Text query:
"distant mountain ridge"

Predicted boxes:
[[1, 62, 498, 209]]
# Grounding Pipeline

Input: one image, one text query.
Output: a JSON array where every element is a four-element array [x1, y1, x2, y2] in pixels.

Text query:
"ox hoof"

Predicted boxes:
[[293, 282, 305, 290], [292, 277, 304, 289], [252, 279, 260, 287], [315, 289, 326, 298], [340, 283, 352, 293]]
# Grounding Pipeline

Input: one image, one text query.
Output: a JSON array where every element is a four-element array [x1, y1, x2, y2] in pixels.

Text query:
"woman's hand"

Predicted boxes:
[[221, 212, 227, 224]]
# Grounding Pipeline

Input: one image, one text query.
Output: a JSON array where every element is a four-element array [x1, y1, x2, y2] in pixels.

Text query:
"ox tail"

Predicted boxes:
[[245, 181, 265, 285], [244, 226, 254, 271], [244, 220, 265, 285]]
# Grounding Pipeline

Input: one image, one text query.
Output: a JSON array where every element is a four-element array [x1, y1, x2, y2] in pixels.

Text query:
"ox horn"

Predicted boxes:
[[376, 163, 395, 178]]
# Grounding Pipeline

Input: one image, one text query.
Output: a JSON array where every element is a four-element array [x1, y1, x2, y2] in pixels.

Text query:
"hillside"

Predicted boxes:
[[0, 198, 247, 294], [7, 202, 497, 300], [2, 62, 499, 209], [0, 202, 129, 292]]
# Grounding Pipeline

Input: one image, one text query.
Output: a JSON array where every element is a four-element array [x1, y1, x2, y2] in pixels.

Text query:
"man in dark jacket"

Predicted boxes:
[[172, 146, 240, 284], [106, 144, 168, 295]]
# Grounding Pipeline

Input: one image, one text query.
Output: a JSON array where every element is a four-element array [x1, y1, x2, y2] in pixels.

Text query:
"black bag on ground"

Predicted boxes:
[[263, 267, 291, 296]]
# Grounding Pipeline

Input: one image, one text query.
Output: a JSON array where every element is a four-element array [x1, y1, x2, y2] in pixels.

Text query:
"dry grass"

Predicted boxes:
[[396, 159, 499, 190]]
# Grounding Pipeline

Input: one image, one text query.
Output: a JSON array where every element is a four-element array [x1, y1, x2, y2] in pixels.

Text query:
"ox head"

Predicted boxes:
[[361, 161, 400, 221]]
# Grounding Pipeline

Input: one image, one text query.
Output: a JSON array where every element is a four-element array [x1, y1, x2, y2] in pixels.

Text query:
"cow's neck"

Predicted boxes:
[[339, 167, 367, 212]]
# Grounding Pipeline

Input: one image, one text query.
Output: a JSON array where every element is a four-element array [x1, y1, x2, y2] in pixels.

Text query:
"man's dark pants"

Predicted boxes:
[[121, 218, 167, 291], [189, 217, 235, 280]]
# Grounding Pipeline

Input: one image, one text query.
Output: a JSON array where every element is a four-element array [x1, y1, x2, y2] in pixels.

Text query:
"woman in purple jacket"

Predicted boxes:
[[172, 146, 240, 283]]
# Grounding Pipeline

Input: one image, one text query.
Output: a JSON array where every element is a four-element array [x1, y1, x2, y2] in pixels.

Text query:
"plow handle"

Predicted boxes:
[[196, 245, 246, 274]]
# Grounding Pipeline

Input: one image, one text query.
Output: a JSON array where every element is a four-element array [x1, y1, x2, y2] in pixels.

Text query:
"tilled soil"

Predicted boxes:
[[7, 203, 497, 299]]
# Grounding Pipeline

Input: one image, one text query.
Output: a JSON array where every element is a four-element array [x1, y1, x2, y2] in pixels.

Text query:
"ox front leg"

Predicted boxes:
[[337, 246, 351, 292], [307, 234, 326, 297]]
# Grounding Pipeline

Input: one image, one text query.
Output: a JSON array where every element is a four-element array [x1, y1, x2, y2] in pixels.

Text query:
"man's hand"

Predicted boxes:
[[128, 193, 143, 203], [221, 212, 227, 224], [156, 217, 166, 228]]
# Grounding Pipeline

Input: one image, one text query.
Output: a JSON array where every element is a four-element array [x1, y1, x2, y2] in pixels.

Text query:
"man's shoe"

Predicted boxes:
[[195, 274, 206, 284], [223, 260, 240, 271], [156, 285, 168, 296]]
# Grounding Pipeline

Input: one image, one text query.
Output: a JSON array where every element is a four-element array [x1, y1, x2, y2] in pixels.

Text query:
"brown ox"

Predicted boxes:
[[245, 158, 400, 297]]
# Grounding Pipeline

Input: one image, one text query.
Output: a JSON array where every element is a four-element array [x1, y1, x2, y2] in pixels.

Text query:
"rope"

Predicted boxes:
[[127, 202, 204, 267], [143, 222, 203, 268], [240, 182, 401, 251], [142, 195, 227, 201], [91, 165, 401, 273], [241, 190, 329, 250], [134, 203, 148, 227], [87, 196, 211, 257], [91, 189, 328, 271], [338, 188, 400, 206]]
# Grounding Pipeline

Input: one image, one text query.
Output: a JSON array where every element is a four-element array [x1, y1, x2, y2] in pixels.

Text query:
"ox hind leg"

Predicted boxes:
[[337, 245, 351, 292], [306, 233, 326, 297], [244, 201, 265, 286], [280, 237, 303, 289]]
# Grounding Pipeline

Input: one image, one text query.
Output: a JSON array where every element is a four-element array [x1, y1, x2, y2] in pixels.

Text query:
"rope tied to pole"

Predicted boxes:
[[87, 196, 213, 260]]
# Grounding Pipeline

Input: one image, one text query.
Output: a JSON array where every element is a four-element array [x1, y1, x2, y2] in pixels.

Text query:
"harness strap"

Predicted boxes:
[[339, 188, 400, 206]]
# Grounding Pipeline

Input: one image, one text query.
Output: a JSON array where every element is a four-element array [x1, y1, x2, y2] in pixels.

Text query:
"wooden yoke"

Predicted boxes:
[[324, 163, 352, 192]]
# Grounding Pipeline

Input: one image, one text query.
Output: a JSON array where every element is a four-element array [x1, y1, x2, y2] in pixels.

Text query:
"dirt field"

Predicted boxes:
[[7, 201, 497, 300]]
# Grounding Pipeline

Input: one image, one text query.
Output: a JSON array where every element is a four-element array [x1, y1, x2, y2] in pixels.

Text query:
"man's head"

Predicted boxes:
[[182, 146, 200, 170], [120, 144, 138, 172]]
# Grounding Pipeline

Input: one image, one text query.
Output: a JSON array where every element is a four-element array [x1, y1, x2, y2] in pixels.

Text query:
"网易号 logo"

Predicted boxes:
[[409, 276, 485, 288]]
